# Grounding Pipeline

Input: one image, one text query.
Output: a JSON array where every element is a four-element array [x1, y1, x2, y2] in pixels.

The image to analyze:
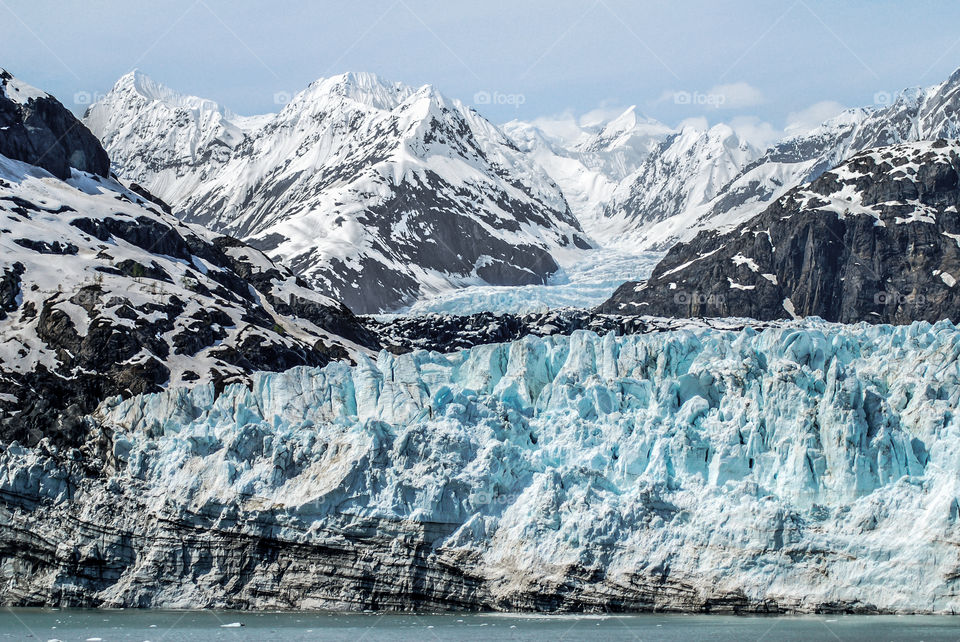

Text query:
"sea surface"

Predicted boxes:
[[2, 610, 958, 641]]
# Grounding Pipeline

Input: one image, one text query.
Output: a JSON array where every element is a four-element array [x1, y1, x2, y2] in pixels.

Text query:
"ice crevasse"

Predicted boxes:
[[80, 321, 960, 610]]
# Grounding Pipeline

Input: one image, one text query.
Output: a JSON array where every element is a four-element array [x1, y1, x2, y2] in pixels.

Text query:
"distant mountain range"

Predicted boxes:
[[85, 71, 591, 313], [505, 67, 960, 254], [85, 66, 960, 307]]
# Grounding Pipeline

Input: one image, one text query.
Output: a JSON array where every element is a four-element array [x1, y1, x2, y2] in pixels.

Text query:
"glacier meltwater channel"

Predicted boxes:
[[7, 321, 960, 611]]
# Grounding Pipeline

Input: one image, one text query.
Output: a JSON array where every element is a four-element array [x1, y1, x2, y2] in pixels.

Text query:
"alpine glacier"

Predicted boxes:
[[399, 248, 663, 315], [4, 321, 959, 612]]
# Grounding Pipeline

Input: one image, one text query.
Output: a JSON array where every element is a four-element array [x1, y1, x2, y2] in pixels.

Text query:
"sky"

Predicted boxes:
[[3, 0, 960, 146]]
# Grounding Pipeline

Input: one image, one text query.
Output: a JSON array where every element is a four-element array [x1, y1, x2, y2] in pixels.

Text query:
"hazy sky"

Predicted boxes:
[[4, 0, 960, 142]]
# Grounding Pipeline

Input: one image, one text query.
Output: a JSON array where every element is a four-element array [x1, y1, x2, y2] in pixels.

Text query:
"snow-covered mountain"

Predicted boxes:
[[502, 107, 673, 236], [0, 69, 377, 448], [672, 67, 960, 247], [601, 139, 960, 323], [598, 124, 760, 249], [509, 67, 960, 254], [86, 71, 591, 313], [505, 110, 760, 249]]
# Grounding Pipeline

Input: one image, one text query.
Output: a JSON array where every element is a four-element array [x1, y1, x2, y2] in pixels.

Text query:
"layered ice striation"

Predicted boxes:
[[7, 322, 960, 611]]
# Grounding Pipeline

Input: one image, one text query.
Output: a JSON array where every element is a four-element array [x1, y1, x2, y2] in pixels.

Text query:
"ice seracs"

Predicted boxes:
[[3, 321, 958, 612]]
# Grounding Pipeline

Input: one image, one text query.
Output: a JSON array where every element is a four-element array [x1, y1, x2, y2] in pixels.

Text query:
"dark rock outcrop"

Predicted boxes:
[[368, 309, 775, 354], [0, 69, 110, 179], [0, 158, 378, 452]]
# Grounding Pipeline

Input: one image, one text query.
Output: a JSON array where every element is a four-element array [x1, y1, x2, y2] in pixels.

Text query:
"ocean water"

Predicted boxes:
[[3, 610, 958, 641], [399, 248, 663, 315]]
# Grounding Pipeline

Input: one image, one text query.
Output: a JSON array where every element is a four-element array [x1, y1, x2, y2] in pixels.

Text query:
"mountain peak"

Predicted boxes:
[[110, 70, 230, 117], [599, 105, 639, 133], [300, 71, 418, 112], [0, 68, 50, 106]]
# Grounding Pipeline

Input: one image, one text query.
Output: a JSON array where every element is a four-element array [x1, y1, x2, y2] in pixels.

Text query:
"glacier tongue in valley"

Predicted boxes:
[[4, 321, 960, 612]]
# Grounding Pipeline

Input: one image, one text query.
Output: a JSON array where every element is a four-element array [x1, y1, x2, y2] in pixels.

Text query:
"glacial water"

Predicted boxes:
[[3, 610, 959, 641]]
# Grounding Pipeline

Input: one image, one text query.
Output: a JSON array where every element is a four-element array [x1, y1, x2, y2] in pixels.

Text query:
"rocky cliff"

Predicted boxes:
[[0, 68, 109, 180]]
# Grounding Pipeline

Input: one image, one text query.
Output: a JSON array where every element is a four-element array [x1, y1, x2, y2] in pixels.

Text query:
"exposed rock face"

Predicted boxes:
[[84, 71, 590, 313], [600, 140, 960, 324], [1, 322, 958, 613], [0, 69, 109, 180]]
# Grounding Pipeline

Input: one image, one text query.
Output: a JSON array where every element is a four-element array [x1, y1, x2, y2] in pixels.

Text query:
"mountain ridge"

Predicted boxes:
[[86, 71, 591, 313], [600, 139, 960, 323]]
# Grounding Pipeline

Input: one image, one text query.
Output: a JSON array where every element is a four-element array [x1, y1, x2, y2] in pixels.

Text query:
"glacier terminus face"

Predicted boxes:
[[6, 321, 958, 612]]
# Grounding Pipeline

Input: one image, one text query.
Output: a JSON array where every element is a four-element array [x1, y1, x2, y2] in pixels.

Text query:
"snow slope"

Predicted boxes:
[[6, 320, 953, 611], [600, 124, 760, 250], [86, 72, 591, 313]]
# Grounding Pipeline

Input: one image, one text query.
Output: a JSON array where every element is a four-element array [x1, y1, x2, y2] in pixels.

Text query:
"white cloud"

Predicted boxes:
[[678, 116, 710, 131], [728, 115, 780, 150], [707, 82, 766, 109], [579, 105, 631, 128], [784, 100, 847, 136], [657, 82, 765, 110], [525, 111, 586, 144]]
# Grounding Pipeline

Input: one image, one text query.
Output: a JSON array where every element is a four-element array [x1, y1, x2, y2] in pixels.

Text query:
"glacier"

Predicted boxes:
[[3, 320, 960, 612], [398, 249, 663, 316]]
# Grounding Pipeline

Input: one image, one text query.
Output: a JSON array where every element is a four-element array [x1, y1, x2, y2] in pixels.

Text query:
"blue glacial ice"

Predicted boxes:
[[397, 249, 663, 316], [91, 320, 960, 612]]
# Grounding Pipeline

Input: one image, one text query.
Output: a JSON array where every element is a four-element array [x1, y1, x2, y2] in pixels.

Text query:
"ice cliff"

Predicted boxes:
[[1, 321, 959, 612]]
